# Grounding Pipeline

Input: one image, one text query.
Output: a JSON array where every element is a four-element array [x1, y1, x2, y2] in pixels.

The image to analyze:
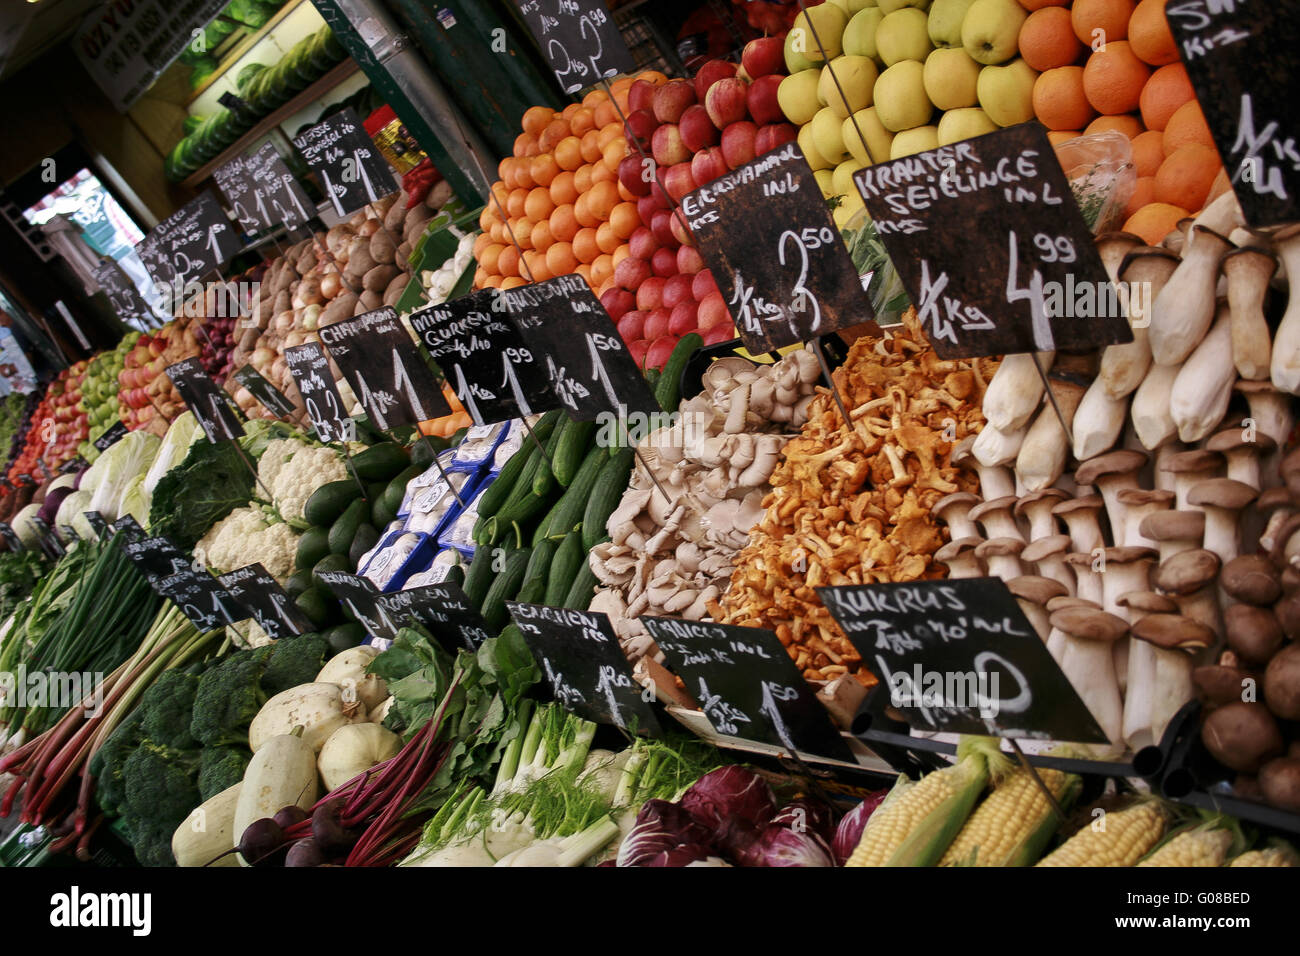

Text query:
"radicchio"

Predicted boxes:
[[831, 790, 889, 866], [736, 824, 835, 867], [617, 799, 713, 867], [770, 797, 837, 843], [679, 767, 776, 835]]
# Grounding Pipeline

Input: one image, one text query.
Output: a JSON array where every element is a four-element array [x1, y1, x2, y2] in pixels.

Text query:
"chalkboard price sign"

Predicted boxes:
[[135, 192, 241, 290], [215, 142, 316, 236], [410, 289, 559, 425], [58, 456, 87, 476], [1165, 4, 1300, 228], [501, 275, 659, 422], [156, 568, 241, 632], [854, 124, 1132, 359], [514, 0, 635, 95], [641, 616, 851, 759], [683, 142, 870, 353], [378, 582, 492, 652], [818, 578, 1107, 742], [166, 358, 245, 443], [316, 570, 400, 642], [292, 107, 399, 219], [218, 564, 311, 640], [117, 527, 195, 584], [0, 523, 22, 552], [284, 342, 353, 443], [232, 364, 296, 418], [508, 603, 661, 736], [92, 259, 152, 323], [318, 306, 450, 429], [92, 421, 129, 454], [82, 511, 109, 540]]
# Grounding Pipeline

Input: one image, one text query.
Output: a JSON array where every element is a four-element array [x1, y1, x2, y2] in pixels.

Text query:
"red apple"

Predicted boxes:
[[627, 339, 651, 367], [651, 247, 678, 277], [617, 310, 646, 342], [636, 194, 661, 227], [702, 324, 735, 346], [652, 79, 696, 125], [645, 336, 681, 370], [721, 121, 758, 169], [650, 209, 678, 247], [698, 292, 732, 330], [618, 155, 652, 198], [694, 60, 738, 102], [638, 277, 669, 312], [692, 268, 719, 301], [755, 122, 799, 154], [663, 162, 698, 202], [628, 79, 657, 114], [649, 179, 672, 210], [663, 273, 695, 309], [601, 287, 637, 321], [747, 74, 785, 126], [628, 226, 660, 261], [668, 302, 699, 337], [690, 146, 728, 186], [679, 104, 719, 153], [643, 307, 671, 340], [614, 256, 652, 292], [742, 36, 785, 79], [670, 209, 697, 247], [676, 244, 705, 275], [705, 78, 750, 129], [651, 124, 690, 167], [623, 109, 658, 150]]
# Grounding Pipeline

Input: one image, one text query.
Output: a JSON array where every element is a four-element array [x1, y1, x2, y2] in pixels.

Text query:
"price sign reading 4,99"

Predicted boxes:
[[501, 275, 659, 422], [410, 289, 560, 425], [293, 107, 399, 219], [165, 358, 244, 443], [156, 569, 241, 632], [515, 0, 635, 95], [319, 307, 450, 430], [216, 142, 315, 236], [92, 259, 152, 323], [683, 142, 869, 353], [135, 192, 241, 289], [854, 124, 1131, 359], [218, 564, 311, 640], [285, 342, 352, 443], [232, 364, 296, 418]]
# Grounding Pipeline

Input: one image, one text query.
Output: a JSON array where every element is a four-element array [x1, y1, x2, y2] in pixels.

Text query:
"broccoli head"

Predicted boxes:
[[123, 814, 180, 868], [138, 669, 202, 750], [90, 707, 145, 818], [261, 632, 330, 696], [123, 740, 201, 823], [189, 647, 272, 748], [198, 745, 251, 801]]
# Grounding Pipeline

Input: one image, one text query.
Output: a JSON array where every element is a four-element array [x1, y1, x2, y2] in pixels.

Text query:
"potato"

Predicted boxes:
[[372, 193, 396, 219], [396, 240, 411, 263], [357, 218, 381, 239], [1264, 644, 1300, 720], [1202, 701, 1285, 772], [362, 264, 399, 293], [382, 272, 408, 307], [384, 193, 409, 232], [425, 180, 453, 210], [357, 289, 382, 313], [369, 229, 396, 265], [272, 288, 292, 316], [1259, 757, 1300, 812], [404, 207, 433, 242], [320, 292, 358, 327], [325, 224, 353, 258], [295, 246, 318, 275], [346, 241, 376, 280]]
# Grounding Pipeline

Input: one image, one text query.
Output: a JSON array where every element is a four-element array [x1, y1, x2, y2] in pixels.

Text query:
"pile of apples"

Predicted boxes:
[[76, 335, 133, 458], [607, 36, 795, 366], [728, 0, 804, 35], [118, 321, 198, 434], [9, 362, 89, 480]]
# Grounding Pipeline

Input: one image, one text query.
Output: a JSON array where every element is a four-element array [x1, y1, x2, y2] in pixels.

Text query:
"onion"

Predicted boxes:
[[284, 331, 306, 349], [301, 304, 322, 331], [357, 219, 380, 238], [320, 273, 341, 300]]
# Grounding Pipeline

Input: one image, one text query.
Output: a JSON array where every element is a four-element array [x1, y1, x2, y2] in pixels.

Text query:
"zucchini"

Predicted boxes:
[[545, 530, 584, 606], [540, 445, 609, 542], [383, 464, 424, 509], [654, 332, 703, 412], [348, 523, 380, 569], [583, 448, 635, 549], [329, 499, 368, 555], [304, 480, 356, 526], [295, 525, 331, 572], [410, 436, 446, 467], [481, 547, 531, 629], [514, 538, 556, 605], [562, 546, 603, 610], [351, 442, 410, 481], [462, 546, 495, 608], [311, 553, 350, 590], [551, 420, 597, 488]]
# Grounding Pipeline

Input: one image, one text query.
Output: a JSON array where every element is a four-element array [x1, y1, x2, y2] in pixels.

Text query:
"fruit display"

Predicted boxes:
[[77, 335, 134, 459], [6, 362, 89, 482]]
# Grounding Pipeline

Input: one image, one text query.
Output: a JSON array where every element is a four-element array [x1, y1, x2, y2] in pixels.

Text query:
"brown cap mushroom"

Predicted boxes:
[[1049, 606, 1129, 643], [1233, 379, 1294, 459], [1256, 487, 1296, 553], [1021, 534, 1075, 596], [932, 492, 983, 540], [1206, 428, 1277, 490], [1065, 551, 1105, 604], [1131, 613, 1215, 652], [1075, 449, 1149, 546], [1221, 554, 1283, 606], [1161, 448, 1224, 509], [1008, 575, 1068, 642], [1154, 547, 1221, 595], [969, 496, 1024, 542], [1052, 495, 1107, 553], [1014, 488, 1069, 540], [1096, 231, 1147, 281], [1187, 477, 1259, 563], [1138, 509, 1206, 562], [1192, 665, 1257, 709], [975, 537, 1025, 580], [934, 536, 985, 579], [1115, 488, 1174, 548], [1117, 591, 1178, 616], [1224, 604, 1284, 666], [1047, 595, 1098, 612]]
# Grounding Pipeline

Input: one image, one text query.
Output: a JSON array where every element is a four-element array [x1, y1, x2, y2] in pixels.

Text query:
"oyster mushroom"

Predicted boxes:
[[1052, 495, 1106, 554], [934, 536, 984, 579], [1138, 509, 1206, 564], [969, 496, 1024, 542], [1014, 488, 1068, 541], [1130, 361, 1182, 450], [1115, 488, 1174, 549], [975, 537, 1025, 581], [1008, 575, 1068, 643], [1205, 428, 1276, 492], [1075, 449, 1148, 547], [1186, 477, 1258, 565], [1100, 247, 1179, 398], [1269, 223, 1300, 393], [933, 491, 983, 540], [1149, 225, 1234, 366], [953, 435, 1015, 500], [1170, 302, 1237, 442], [1160, 448, 1223, 510]]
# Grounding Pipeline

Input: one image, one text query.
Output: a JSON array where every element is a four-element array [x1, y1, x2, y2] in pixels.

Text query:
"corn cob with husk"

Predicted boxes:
[[1138, 820, 1235, 867], [846, 737, 1010, 867], [1228, 841, 1299, 867], [940, 766, 1081, 867], [1036, 800, 1168, 867]]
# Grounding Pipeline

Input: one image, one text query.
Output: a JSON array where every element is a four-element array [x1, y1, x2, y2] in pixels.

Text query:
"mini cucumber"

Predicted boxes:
[[545, 530, 584, 606], [551, 420, 597, 488], [654, 332, 703, 413], [562, 545, 604, 610], [514, 538, 556, 605], [582, 448, 635, 550], [541, 445, 608, 541], [462, 545, 495, 608], [481, 547, 531, 629]]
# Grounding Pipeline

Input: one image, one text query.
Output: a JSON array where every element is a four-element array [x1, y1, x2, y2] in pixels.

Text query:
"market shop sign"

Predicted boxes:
[[410, 288, 560, 425], [502, 276, 660, 422], [378, 582, 491, 652], [165, 358, 245, 443], [92, 421, 129, 454], [818, 578, 1107, 743], [136, 192, 241, 292], [514, 0, 636, 95], [853, 123, 1132, 359], [318, 306, 450, 430], [641, 616, 852, 760], [285, 342, 352, 443], [215, 142, 316, 237], [316, 570, 400, 643], [1165, 3, 1300, 228], [232, 364, 296, 418], [92, 259, 153, 324], [684, 142, 871, 353], [293, 108, 399, 219], [509, 603, 661, 736], [218, 564, 312, 640]]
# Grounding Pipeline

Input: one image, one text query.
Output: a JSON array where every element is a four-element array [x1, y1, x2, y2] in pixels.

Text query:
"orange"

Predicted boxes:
[[1162, 99, 1213, 153], [513, 132, 535, 158], [479, 206, 497, 233], [590, 162, 617, 186], [1020, 7, 1085, 72], [480, 275, 501, 290], [489, 222, 507, 245], [506, 188, 528, 219], [501, 276, 527, 290], [531, 218, 555, 254], [521, 106, 554, 135], [1154, 143, 1220, 212], [513, 218, 534, 251], [1071, 0, 1135, 47], [597, 121, 625, 149], [546, 241, 578, 277], [550, 170, 579, 206], [1139, 63, 1193, 130], [591, 253, 615, 287], [530, 153, 560, 188], [611, 244, 632, 269], [478, 243, 505, 275], [574, 164, 595, 195], [610, 76, 633, 93], [596, 277, 616, 300], [569, 107, 597, 137], [1082, 41, 1150, 114], [581, 129, 603, 165], [575, 263, 593, 288], [539, 118, 570, 152], [1085, 113, 1143, 137], [609, 201, 640, 239], [602, 138, 628, 171], [1034, 67, 1096, 130], [1124, 176, 1156, 219], [473, 232, 493, 256], [586, 180, 620, 221], [1046, 129, 1082, 145], [1128, 0, 1177, 65], [596, 221, 622, 255], [490, 181, 510, 208], [594, 100, 619, 128], [638, 70, 668, 86], [1017, 0, 1069, 8], [473, 267, 488, 288], [525, 187, 555, 223], [582, 89, 606, 109], [554, 136, 584, 171], [1131, 129, 1165, 176], [515, 156, 537, 189], [498, 156, 515, 188], [498, 245, 521, 279], [521, 250, 546, 282], [574, 192, 598, 228], [550, 204, 579, 242], [561, 102, 582, 122], [1123, 201, 1188, 244], [572, 227, 601, 263]]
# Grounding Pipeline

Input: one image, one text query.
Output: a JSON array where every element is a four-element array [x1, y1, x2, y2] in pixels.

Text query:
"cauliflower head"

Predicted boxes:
[[257, 438, 348, 524], [195, 506, 299, 581]]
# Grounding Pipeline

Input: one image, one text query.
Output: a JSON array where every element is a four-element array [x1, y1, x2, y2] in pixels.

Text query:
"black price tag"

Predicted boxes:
[[318, 306, 450, 429], [218, 564, 312, 640], [501, 275, 659, 422], [1166, 5, 1300, 228], [166, 358, 245, 443], [854, 124, 1131, 359], [82, 511, 110, 539], [292, 107, 399, 219], [135, 192, 241, 290], [410, 289, 560, 425], [641, 616, 851, 759], [92, 421, 129, 453], [684, 142, 871, 353], [514, 0, 635, 95], [232, 364, 296, 418], [285, 342, 353, 443], [818, 578, 1107, 742], [217, 91, 256, 119], [216, 142, 316, 236], [508, 603, 661, 736], [377, 582, 492, 652], [156, 568, 241, 632], [316, 570, 400, 641], [58, 456, 87, 476], [92, 259, 152, 322], [0, 523, 23, 552], [118, 528, 195, 583], [25, 516, 64, 559]]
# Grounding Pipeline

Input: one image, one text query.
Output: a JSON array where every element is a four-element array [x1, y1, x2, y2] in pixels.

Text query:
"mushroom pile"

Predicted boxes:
[[719, 310, 994, 686], [588, 347, 823, 663]]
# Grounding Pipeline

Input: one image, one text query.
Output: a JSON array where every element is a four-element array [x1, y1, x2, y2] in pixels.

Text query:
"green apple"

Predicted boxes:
[[798, 122, 834, 172], [923, 47, 980, 110], [977, 58, 1038, 126], [937, 107, 998, 144], [842, 8, 885, 60], [873, 60, 933, 131], [876, 9, 934, 66], [777, 69, 823, 125], [843, 108, 894, 164], [833, 191, 867, 230], [891, 125, 940, 158], [878, 0, 928, 13], [810, 106, 849, 164], [827, 0, 878, 13], [961, 0, 1027, 65], [927, 0, 976, 48], [785, 29, 816, 73], [819, 56, 879, 118], [814, 168, 837, 199], [790, 4, 849, 63], [832, 157, 867, 195]]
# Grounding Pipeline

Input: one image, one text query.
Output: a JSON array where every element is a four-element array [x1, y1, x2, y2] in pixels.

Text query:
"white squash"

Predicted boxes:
[[318, 722, 402, 790], [371, 695, 395, 725], [234, 729, 318, 866], [172, 782, 242, 867], [315, 647, 388, 712], [249, 682, 367, 754]]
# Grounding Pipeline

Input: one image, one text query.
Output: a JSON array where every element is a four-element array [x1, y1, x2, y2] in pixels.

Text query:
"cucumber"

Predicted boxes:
[[551, 420, 597, 488], [295, 525, 331, 572], [582, 448, 635, 549], [311, 553, 350, 589], [323, 621, 366, 653], [476, 443, 533, 519], [514, 539, 556, 605], [562, 546, 603, 609], [545, 530, 584, 606], [285, 569, 314, 598], [462, 546, 495, 608], [540, 445, 609, 542], [295, 588, 331, 628], [329, 499, 368, 555], [528, 413, 571, 497], [481, 547, 531, 629], [654, 333, 702, 412], [304, 480, 356, 526], [348, 523, 380, 569], [351, 442, 410, 481]]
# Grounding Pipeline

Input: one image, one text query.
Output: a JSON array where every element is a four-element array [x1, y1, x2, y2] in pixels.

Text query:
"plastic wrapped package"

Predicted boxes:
[[360, 530, 436, 591], [450, 421, 509, 472]]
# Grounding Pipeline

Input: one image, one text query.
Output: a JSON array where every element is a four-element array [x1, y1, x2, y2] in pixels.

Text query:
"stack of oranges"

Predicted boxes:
[[472, 72, 667, 294], [1020, 0, 1226, 244]]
